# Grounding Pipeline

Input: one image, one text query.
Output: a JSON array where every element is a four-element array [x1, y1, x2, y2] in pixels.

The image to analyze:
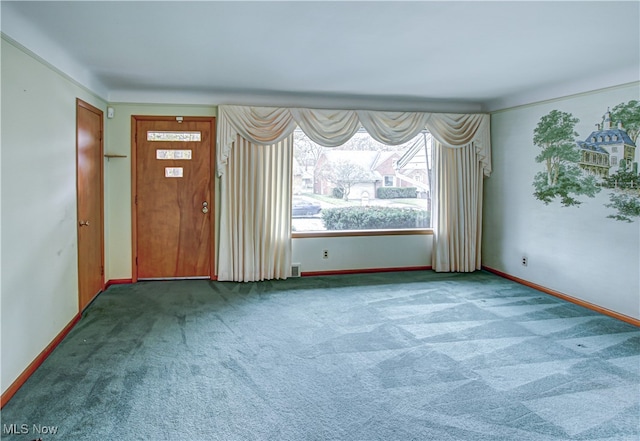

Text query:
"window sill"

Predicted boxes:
[[292, 228, 433, 239]]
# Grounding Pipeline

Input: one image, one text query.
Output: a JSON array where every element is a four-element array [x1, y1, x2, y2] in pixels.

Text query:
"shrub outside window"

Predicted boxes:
[[292, 129, 433, 233]]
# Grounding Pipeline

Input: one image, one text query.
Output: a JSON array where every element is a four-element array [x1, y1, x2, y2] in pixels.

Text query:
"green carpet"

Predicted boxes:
[[1, 271, 639, 440]]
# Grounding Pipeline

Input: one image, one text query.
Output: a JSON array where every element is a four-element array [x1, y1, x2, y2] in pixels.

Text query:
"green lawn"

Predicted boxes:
[[301, 193, 350, 207]]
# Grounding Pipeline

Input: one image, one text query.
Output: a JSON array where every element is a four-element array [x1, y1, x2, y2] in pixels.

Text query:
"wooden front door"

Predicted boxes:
[[133, 117, 214, 280], [76, 99, 105, 310]]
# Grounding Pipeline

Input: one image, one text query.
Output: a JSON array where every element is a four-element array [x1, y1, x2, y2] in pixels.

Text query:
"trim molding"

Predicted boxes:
[[302, 266, 432, 277], [105, 279, 133, 289], [105, 277, 217, 287], [293, 229, 433, 239], [1, 313, 82, 408], [482, 266, 640, 327]]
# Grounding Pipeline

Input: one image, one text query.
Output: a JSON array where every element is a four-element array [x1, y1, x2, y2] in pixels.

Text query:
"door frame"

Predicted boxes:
[[131, 115, 216, 283], [76, 98, 105, 310]]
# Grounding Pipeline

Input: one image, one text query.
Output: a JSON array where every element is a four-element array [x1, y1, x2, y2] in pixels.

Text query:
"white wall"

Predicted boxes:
[[484, 83, 640, 320], [1, 38, 107, 394], [293, 235, 432, 273]]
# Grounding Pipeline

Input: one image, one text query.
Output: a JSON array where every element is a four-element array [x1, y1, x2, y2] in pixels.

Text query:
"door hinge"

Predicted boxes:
[[100, 266, 104, 276], [99, 131, 103, 141], [135, 256, 138, 265], [135, 195, 138, 204]]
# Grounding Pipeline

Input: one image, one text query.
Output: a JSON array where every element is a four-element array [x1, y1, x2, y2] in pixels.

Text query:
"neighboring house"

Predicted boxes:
[[371, 151, 402, 188], [578, 110, 637, 177], [312, 149, 427, 199], [394, 136, 431, 197]]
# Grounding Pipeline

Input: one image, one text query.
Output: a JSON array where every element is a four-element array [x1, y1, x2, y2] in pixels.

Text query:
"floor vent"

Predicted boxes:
[[291, 264, 301, 278]]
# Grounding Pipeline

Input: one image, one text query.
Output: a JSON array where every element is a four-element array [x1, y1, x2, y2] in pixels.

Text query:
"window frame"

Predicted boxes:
[[292, 228, 433, 239]]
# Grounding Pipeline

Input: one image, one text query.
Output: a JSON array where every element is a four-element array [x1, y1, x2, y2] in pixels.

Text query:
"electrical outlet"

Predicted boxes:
[[522, 256, 528, 267], [322, 249, 329, 259]]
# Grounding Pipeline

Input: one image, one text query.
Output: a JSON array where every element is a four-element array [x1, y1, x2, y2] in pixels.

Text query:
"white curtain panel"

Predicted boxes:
[[431, 142, 484, 272], [218, 135, 293, 282], [216, 105, 490, 278], [428, 113, 491, 176], [428, 113, 490, 272]]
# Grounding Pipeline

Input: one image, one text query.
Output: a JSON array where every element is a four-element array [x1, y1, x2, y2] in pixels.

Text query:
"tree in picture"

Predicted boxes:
[[610, 100, 640, 142], [532, 110, 600, 206], [605, 193, 639, 222], [603, 100, 640, 222]]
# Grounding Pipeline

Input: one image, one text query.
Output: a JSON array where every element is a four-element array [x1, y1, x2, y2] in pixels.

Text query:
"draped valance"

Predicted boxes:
[[217, 105, 491, 177]]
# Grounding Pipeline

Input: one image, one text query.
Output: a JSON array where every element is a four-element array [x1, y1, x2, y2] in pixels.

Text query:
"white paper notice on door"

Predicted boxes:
[[156, 149, 192, 160], [165, 167, 183, 178]]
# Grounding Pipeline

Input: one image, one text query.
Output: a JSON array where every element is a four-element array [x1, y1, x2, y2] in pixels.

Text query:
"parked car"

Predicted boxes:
[[292, 199, 322, 217]]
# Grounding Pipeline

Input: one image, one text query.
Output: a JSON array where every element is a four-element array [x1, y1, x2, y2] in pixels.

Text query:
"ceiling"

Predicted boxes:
[[2, 1, 639, 112]]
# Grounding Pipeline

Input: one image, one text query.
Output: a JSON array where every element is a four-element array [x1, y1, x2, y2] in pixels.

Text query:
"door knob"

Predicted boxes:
[[202, 201, 209, 214], [79, 220, 90, 227]]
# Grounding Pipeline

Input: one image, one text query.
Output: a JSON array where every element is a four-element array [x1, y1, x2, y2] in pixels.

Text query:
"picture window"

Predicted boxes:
[[292, 129, 433, 233]]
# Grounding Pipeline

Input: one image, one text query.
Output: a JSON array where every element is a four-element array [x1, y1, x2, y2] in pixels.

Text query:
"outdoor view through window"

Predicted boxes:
[[292, 129, 433, 233]]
